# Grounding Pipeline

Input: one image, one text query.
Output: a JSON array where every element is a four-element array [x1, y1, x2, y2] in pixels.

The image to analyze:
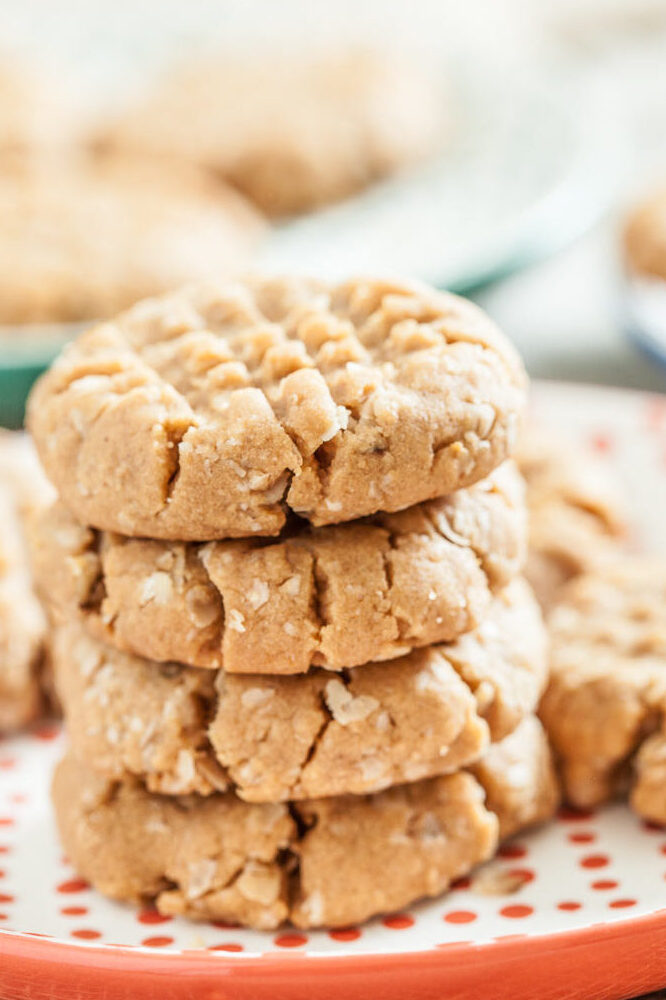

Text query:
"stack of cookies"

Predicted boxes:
[[28, 275, 558, 930]]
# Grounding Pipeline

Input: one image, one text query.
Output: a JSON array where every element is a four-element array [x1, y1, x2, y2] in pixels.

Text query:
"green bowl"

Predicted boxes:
[[0, 325, 82, 429]]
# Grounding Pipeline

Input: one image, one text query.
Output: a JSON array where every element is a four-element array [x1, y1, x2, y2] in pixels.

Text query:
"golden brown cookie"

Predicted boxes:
[[100, 49, 444, 217], [624, 188, 666, 281], [52, 717, 557, 929], [540, 559, 666, 823], [28, 276, 526, 539], [0, 153, 264, 325], [0, 433, 53, 731], [32, 462, 526, 672], [517, 427, 626, 608], [52, 579, 547, 801]]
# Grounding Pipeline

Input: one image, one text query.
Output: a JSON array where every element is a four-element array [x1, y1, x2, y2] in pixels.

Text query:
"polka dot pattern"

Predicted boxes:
[[499, 905, 534, 919], [382, 915, 415, 930], [141, 936, 174, 948], [274, 934, 308, 949], [580, 855, 609, 869], [329, 928, 361, 942], [443, 911, 477, 925], [2, 383, 666, 961], [2, 698, 666, 960], [137, 909, 172, 926]]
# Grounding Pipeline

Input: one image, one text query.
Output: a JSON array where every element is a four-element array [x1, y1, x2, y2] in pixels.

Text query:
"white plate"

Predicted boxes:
[[1, 381, 666, 1000]]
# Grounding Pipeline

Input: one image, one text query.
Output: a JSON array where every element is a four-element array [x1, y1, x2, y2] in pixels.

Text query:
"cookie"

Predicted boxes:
[[52, 717, 557, 929], [0, 60, 73, 154], [32, 461, 526, 672], [0, 153, 264, 325], [540, 559, 666, 823], [52, 579, 547, 801], [517, 427, 626, 608], [624, 188, 666, 281], [28, 276, 526, 539], [100, 49, 444, 217], [0, 434, 52, 730]]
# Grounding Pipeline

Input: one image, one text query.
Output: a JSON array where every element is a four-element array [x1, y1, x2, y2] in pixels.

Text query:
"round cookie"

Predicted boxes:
[[517, 427, 626, 609], [0, 153, 264, 325], [100, 49, 444, 218], [52, 579, 547, 801], [0, 434, 52, 731], [28, 276, 527, 539], [624, 188, 666, 281], [540, 559, 666, 823], [52, 717, 558, 930], [32, 461, 526, 672]]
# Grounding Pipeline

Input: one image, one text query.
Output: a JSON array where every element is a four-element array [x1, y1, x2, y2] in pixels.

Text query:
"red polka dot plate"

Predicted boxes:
[[2, 382, 666, 1000]]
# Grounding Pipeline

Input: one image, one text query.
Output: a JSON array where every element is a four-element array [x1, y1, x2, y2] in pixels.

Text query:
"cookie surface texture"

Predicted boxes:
[[28, 276, 527, 539], [32, 461, 526, 671], [52, 579, 547, 801], [52, 718, 556, 929]]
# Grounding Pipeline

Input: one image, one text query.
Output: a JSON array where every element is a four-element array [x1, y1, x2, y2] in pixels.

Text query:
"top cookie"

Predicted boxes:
[[624, 188, 666, 281], [28, 276, 526, 540], [100, 49, 444, 217]]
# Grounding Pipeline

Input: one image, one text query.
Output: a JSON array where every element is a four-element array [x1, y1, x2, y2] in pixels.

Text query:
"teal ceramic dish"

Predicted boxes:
[[0, 327, 76, 429]]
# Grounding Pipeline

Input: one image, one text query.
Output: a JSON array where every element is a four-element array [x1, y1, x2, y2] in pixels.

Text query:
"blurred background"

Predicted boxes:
[[1, 0, 666, 424]]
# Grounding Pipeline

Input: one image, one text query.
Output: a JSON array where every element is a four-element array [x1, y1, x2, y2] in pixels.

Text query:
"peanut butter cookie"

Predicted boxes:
[[52, 579, 547, 801], [28, 276, 526, 539], [0, 154, 263, 324], [517, 427, 626, 608], [52, 717, 557, 929], [0, 433, 53, 730], [540, 559, 666, 823], [624, 188, 666, 281], [32, 462, 526, 671], [100, 49, 444, 217]]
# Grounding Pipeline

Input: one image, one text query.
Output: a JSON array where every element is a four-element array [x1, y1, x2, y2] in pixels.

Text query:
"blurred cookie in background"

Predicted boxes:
[[517, 426, 628, 609], [99, 48, 446, 218], [540, 558, 666, 825], [0, 56, 75, 156], [623, 186, 666, 281], [0, 152, 265, 324]]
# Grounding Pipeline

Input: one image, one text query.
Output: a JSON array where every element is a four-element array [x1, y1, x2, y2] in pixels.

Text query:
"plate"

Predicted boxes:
[[2, 381, 666, 1000]]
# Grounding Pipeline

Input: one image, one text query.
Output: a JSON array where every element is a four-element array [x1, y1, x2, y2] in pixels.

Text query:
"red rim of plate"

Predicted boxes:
[[2, 906, 666, 975]]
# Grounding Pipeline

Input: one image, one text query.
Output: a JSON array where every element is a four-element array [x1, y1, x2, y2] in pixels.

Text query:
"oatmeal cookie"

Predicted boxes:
[[517, 427, 626, 608], [0, 434, 52, 730], [52, 717, 557, 929], [624, 188, 666, 281], [0, 153, 263, 325], [540, 559, 666, 823], [100, 49, 444, 217], [32, 462, 526, 671], [28, 276, 526, 539], [52, 579, 547, 801]]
